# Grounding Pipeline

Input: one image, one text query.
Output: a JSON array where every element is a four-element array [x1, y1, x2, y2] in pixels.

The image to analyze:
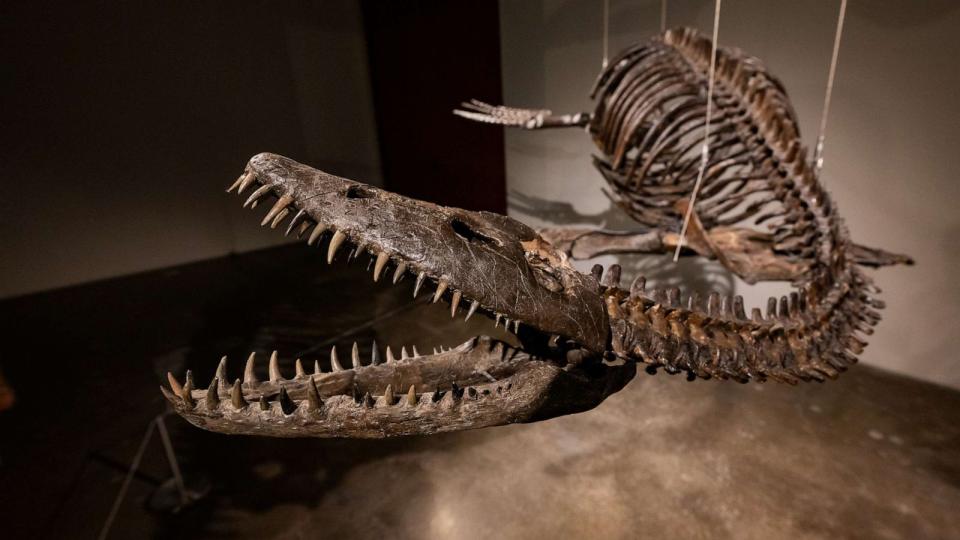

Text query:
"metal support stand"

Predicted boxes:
[[97, 412, 207, 540]]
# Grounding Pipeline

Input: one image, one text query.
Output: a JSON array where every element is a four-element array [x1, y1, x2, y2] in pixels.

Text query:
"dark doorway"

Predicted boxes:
[[361, 0, 507, 213]]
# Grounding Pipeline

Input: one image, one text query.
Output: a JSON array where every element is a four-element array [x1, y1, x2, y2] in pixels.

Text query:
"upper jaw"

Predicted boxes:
[[240, 152, 609, 353]]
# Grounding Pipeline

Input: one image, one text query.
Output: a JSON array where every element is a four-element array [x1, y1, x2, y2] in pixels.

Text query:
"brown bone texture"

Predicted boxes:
[[589, 28, 881, 382], [163, 28, 904, 439]]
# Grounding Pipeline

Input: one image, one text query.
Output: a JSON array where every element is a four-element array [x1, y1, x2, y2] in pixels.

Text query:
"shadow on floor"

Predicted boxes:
[[0, 244, 958, 539]]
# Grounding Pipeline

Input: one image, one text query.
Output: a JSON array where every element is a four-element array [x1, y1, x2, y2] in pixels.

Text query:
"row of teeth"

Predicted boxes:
[[170, 377, 508, 416], [166, 352, 517, 416], [174, 341, 488, 389], [169, 340, 519, 389], [227, 170, 523, 334]]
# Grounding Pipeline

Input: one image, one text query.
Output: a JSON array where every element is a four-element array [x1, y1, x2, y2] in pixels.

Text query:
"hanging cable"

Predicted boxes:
[[661, 0, 668, 32], [602, 0, 610, 68], [673, 0, 721, 262], [813, 0, 848, 179]]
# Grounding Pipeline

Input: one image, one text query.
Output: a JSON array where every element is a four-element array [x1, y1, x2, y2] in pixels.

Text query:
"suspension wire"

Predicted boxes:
[[661, 0, 668, 32], [602, 0, 610, 68], [813, 0, 848, 179], [673, 0, 722, 262]]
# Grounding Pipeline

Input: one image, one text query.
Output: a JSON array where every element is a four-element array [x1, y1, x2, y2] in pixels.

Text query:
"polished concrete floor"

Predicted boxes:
[[1, 245, 958, 539]]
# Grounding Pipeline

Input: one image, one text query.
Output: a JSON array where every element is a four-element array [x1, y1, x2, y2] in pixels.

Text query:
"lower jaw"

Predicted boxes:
[[165, 341, 636, 438]]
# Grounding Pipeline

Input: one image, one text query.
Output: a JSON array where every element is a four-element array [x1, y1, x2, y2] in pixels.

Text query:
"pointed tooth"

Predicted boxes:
[[513, 320, 521, 333], [362, 392, 375, 408], [180, 378, 195, 409], [227, 171, 250, 193], [262, 196, 292, 226], [243, 184, 272, 208], [227, 176, 243, 193], [449, 290, 462, 317], [206, 377, 220, 411], [383, 384, 395, 406], [307, 224, 327, 246], [314, 359, 323, 375], [307, 377, 323, 411], [405, 385, 418, 406], [371, 341, 381, 365], [401, 346, 409, 360], [270, 208, 289, 229], [373, 252, 389, 282], [167, 372, 183, 396], [495, 314, 503, 328], [351, 342, 361, 369], [413, 272, 426, 298], [327, 230, 346, 263], [386, 346, 396, 363], [392, 262, 407, 284], [284, 208, 308, 236], [236, 171, 257, 194], [185, 370, 195, 389], [355, 242, 369, 263], [465, 300, 479, 321], [295, 358, 305, 378], [278, 386, 297, 415], [440, 390, 457, 407], [412, 346, 420, 357], [330, 346, 344, 371], [433, 347, 439, 355], [296, 221, 311, 238], [432, 279, 448, 303], [215, 356, 227, 385], [268, 350, 281, 382], [231, 379, 248, 409], [244, 352, 258, 384], [259, 395, 270, 411]]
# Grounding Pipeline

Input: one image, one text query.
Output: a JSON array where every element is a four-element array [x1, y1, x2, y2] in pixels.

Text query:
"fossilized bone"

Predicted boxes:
[[163, 28, 908, 439], [455, 27, 912, 283]]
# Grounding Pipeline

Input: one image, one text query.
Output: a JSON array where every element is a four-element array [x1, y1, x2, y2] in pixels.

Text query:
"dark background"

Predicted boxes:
[[0, 0, 505, 300]]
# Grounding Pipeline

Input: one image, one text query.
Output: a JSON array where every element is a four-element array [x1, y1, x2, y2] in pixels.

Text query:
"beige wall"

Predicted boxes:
[[499, 0, 960, 388], [0, 1, 380, 299]]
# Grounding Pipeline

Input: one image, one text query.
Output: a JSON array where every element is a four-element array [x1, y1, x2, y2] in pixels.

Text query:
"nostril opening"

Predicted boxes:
[[346, 185, 376, 199], [451, 218, 498, 245]]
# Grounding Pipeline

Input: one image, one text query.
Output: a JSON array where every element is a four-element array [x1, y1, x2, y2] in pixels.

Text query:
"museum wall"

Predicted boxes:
[[0, 1, 381, 299], [497, 0, 960, 388]]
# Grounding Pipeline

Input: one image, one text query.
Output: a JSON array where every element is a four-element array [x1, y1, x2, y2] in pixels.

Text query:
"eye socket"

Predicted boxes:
[[451, 218, 498, 246], [346, 185, 376, 199]]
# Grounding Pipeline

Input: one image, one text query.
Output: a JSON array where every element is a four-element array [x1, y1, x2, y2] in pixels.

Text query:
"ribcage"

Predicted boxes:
[[590, 27, 818, 266]]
